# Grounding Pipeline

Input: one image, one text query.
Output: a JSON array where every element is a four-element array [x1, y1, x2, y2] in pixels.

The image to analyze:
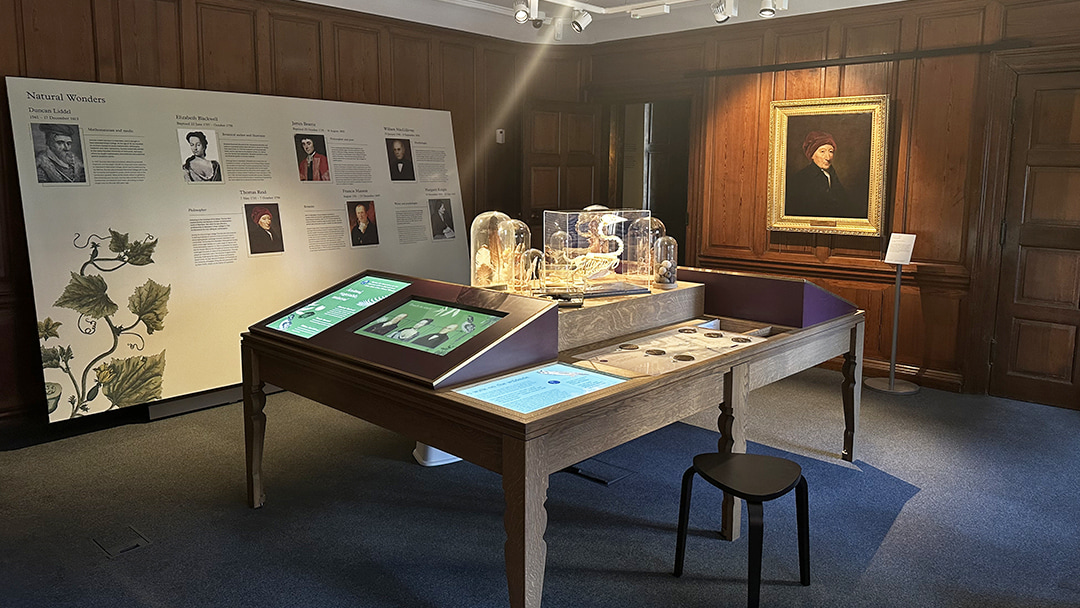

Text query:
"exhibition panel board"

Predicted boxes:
[[241, 270, 864, 608], [7, 76, 469, 421]]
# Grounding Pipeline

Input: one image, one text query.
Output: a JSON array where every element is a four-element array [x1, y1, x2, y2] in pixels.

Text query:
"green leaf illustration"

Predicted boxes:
[[86, 383, 100, 402], [95, 350, 166, 408], [108, 229, 129, 254], [41, 345, 63, 369], [54, 272, 118, 319], [128, 279, 170, 334], [38, 317, 62, 340], [125, 238, 158, 266]]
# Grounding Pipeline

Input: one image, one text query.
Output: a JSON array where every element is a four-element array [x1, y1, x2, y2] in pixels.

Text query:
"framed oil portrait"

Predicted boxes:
[[766, 95, 888, 237]]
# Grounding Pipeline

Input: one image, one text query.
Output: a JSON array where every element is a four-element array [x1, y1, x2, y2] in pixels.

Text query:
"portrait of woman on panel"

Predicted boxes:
[[178, 129, 222, 182]]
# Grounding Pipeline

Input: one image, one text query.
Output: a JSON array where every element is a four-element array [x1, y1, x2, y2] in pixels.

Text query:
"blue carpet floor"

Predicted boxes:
[[1, 368, 1078, 607]]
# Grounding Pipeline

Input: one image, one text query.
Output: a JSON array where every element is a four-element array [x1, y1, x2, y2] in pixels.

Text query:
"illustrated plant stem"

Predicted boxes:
[[80, 257, 127, 276], [79, 316, 122, 406], [61, 362, 81, 419]]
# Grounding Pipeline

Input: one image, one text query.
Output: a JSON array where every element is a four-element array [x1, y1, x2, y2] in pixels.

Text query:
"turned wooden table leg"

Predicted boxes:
[[502, 435, 549, 608], [718, 363, 749, 541], [242, 343, 267, 508], [841, 322, 864, 463]]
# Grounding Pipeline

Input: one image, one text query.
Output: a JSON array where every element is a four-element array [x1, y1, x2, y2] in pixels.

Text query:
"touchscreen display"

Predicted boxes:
[[357, 298, 503, 356], [266, 275, 410, 338], [455, 363, 626, 413]]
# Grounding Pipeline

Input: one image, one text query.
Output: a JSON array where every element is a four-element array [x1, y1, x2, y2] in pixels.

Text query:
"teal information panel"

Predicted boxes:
[[268, 275, 410, 338], [455, 363, 626, 414], [357, 298, 502, 356]]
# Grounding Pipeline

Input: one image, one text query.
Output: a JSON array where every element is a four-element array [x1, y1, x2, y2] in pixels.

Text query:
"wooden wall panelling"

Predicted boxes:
[[1004, 0, 1080, 43], [0, 0, 18, 77], [904, 54, 979, 264], [701, 73, 759, 257], [438, 41, 477, 220], [589, 40, 705, 87], [92, 0, 119, 82], [268, 12, 322, 98], [188, 1, 259, 93], [773, 27, 831, 100], [839, 20, 902, 97], [21, 0, 98, 81], [481, 48, 523, 216], [388, 31, 430, 108], [527, 51, 582, 103], [117, 0, 182, 88], [331, 23, 381, 104]]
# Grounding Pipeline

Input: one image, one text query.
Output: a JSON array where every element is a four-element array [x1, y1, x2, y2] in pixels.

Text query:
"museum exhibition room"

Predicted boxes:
[[0, 0, 1078, 607]]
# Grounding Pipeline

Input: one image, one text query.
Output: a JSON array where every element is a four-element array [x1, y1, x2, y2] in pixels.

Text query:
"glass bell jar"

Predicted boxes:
[[653, 235, 678, 289], [498, 218, 532, 293], [627, 216, 666, 280], [470, 211, 511, 287]]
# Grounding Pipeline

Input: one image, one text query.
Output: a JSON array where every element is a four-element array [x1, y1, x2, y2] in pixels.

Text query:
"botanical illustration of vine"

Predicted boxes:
[[37, 229, 170, 419]]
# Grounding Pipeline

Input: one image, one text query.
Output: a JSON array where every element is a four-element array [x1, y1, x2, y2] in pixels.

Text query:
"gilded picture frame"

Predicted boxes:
[[766, 95, 888, 237]]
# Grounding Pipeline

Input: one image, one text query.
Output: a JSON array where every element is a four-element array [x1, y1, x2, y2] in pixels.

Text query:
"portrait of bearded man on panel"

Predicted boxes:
[[34, 123, 87, 184]]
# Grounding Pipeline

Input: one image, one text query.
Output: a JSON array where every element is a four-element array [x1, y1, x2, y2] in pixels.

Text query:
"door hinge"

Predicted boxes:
[[989, 338, 997, 365], [999, 219, 1007, 248]]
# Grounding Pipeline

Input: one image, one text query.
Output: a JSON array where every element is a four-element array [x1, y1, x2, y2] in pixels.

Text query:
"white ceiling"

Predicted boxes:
[[298, 0, 908, 45]]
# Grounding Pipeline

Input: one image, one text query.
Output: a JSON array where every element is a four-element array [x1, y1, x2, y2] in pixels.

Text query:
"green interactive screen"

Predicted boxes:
[[357, 298, 503, 356], [267, 275, 410, 338]]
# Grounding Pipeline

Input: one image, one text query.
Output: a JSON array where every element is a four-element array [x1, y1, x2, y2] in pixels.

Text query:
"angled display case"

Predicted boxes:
[[247, 270, 558, 389]]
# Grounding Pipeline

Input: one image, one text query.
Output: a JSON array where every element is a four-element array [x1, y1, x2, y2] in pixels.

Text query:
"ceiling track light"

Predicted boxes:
[[711, 0, 737, 23], [630, 5, 670, 19], [759, 0, 787, 18], [571, 9, 592, 32], [513, 0, 529, 24]]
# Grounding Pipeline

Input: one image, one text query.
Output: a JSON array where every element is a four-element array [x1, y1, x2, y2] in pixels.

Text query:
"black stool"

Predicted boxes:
[[673, 452, 809, 608]]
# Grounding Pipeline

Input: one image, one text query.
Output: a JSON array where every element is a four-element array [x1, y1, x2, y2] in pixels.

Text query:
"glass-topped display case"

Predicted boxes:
[[542, 207, 652, 296]]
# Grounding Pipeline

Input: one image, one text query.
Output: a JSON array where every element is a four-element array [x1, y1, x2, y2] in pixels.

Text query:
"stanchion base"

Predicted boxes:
[[865, 377, 920, 395]]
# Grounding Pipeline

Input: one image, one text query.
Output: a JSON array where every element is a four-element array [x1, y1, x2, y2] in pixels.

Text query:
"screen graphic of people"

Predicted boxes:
[[785, 130, 864, 219], [412, 323, 458, 348], [386, 138, 416, 181], [34, 123, 86, 184], [181, 131, 222, 182], [366, 313, 408, 336], [388, 318, 432, 341], [350, 201, 379, 246], [246, 204, 284, 254], [429, 198, 455, 240], [296, 134, 330, 181]]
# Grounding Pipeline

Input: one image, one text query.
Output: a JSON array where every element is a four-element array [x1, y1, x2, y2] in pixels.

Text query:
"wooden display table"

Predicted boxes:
[[242, 269, 863, 608]]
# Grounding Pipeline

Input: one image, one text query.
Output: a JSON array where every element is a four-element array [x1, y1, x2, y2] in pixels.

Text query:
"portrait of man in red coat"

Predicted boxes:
[[296, 134, 330, 181]]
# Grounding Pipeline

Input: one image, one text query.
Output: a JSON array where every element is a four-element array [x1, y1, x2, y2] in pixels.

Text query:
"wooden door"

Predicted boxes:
[[522, 102, 603, 233], [646, 99, 691, 265], [990, 71, 1080, 409]]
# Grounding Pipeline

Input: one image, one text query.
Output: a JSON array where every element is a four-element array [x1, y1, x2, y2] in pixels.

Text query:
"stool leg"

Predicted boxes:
[[796, 476, 810, 586], [674, 466, 696, 577], [747, 501, 763, 608]]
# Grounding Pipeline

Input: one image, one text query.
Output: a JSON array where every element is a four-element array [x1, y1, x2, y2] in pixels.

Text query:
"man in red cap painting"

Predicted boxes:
[[247, 205, 284, 254], [785, 130, 861, 218]]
